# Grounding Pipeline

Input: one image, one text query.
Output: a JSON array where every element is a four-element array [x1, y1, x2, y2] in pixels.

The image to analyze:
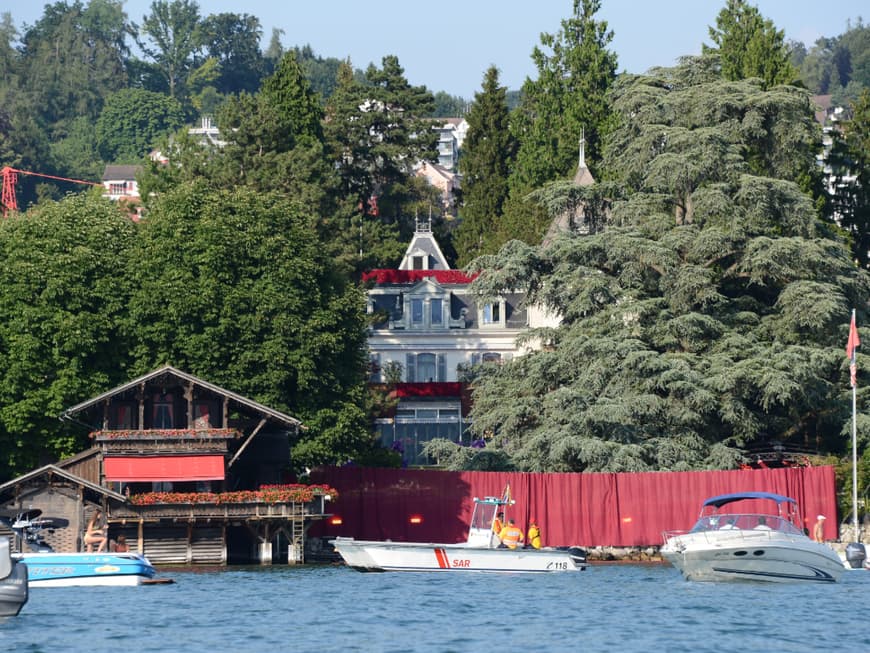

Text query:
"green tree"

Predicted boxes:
[[198, 12, 265, 95], [453, 66, 516, 266], [139, 0, 201, 100], [0, 193, 137, 479], [213, 49, 338, 227], [51, 115, 103, 181], [502, 0, 617, 246], [263, 27, 284, 75], [452, 56, 870, 473], [127, 182, 376, 471], [95, 87, 185, 162], [431, 91, 466, 118], [293, 45, 347, 102], [704, 0, 798, 88], [0, 12, 19, 88], [829, 90, 870, 268], [800, 37, 835, 94], [17, 0, 132, 127], [324, 56, 438, 268]]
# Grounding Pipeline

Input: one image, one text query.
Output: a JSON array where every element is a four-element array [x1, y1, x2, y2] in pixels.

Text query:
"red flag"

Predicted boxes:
[[847, 311, 860, 387]]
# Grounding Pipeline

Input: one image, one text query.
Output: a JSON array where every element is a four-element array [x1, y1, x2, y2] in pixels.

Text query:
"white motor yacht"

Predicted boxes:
[[661, 492, 844, 583]]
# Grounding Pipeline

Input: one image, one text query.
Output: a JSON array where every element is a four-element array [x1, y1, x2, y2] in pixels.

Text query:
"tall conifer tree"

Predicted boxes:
[[501, 0, 617, 246], [704, 0, 797, 88], [454, 66, 516, 266]]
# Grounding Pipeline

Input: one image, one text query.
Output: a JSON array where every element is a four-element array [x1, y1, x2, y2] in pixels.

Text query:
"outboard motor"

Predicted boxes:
[[845, 542, 866, 569], [563, 546, 587, 568]]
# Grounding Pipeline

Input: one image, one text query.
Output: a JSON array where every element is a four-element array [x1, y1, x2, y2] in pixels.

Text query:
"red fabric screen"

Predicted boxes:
[[309, 466, 838, 547], [103, 455, 225, 482]]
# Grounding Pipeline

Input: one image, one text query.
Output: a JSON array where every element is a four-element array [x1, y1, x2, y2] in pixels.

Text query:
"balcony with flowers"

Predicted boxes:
[[91, 428, 242, 454], [110, 484, 339, 521]]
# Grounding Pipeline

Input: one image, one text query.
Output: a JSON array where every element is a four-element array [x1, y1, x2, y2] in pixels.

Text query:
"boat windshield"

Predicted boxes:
[[470, 502, 498, 530], [689, 514, 805, 536]]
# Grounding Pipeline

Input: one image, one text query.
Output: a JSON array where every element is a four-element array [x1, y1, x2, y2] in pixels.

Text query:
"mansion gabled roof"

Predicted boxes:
[[399, 219, 450, 271]]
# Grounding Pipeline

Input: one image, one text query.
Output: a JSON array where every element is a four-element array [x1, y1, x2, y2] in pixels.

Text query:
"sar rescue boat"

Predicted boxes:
[[330, 494, 586, 573]]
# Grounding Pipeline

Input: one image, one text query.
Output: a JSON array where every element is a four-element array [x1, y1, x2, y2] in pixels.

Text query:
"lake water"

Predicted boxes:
[[3, 562, 870, 652]]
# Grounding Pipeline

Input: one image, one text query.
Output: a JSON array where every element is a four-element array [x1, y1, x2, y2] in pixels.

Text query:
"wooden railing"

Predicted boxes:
[[109, 499, 329, 521]]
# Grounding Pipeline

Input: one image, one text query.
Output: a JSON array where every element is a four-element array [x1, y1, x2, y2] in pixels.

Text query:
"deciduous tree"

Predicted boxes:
[[95, 87, 185, 162], [198, 12, 265, 95], [127, 182, 376, 471], [139, 0, 201, 100], [0, 194, 137, 479]]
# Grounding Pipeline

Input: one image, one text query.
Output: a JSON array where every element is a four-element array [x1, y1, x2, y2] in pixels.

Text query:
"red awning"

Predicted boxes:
[[104, 455, 225, 482]]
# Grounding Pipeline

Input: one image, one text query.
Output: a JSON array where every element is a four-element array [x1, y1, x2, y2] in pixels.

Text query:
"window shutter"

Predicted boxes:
[[406, 353, 416, 382], [437, 354, 446, 381], [471, 353, 481, 366]]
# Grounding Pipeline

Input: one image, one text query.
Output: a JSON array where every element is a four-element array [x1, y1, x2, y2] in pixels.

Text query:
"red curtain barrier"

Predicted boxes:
[[309, 466, 838, 547]]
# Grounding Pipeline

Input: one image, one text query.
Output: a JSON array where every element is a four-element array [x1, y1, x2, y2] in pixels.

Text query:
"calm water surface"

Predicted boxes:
[[2, 562, 869, 652]]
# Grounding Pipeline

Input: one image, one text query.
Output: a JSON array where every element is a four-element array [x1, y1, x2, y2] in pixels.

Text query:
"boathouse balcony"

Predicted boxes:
[[90, 428, 241, 454], [104, 487, 336, 565]]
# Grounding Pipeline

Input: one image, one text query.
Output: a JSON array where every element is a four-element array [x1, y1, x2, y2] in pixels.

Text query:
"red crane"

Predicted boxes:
[[1, 166, 101, 216]]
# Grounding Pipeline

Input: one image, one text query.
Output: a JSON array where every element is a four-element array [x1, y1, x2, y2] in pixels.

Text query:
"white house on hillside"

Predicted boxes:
[[365, 218, 541, 464]]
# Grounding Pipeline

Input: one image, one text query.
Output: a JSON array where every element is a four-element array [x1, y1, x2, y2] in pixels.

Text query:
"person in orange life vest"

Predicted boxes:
[[527, 518, 542, 549], [498, 519, 524, 549], [491, 511, 506, 547], [492, 512, 505, 534]]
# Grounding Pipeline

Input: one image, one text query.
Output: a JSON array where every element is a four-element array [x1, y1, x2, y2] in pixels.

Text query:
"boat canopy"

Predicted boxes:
[[702, 492, 796, 509]]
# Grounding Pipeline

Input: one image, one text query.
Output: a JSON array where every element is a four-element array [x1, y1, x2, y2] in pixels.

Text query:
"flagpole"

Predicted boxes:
[[849, 308, 860, 542], [853, 369, 859, 541]]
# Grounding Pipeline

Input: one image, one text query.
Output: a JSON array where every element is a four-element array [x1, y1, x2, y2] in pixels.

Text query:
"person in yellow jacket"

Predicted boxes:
[[498, 519, 524, 549], [527, 518, 542, 549]]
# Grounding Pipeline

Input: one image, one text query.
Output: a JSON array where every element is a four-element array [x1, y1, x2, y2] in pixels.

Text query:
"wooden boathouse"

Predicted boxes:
[[0, 366, 336, 564]]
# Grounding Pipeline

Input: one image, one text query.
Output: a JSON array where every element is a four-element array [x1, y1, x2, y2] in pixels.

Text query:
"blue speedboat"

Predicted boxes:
[[1, 508, 155, 587], [17, 551, 155, 587]]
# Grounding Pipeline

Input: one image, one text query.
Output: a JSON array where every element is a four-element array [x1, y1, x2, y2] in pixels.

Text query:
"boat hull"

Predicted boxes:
[[331, 537, 586, 573], [16, 552, 156, 587], [661, 531, 844, 583]]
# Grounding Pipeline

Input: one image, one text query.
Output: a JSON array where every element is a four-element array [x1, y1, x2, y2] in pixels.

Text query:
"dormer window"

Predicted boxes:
[[483, 303, 501, 324], [431, 298, 443, 325], [411, 298, 424, 324], [412, 255, 425, 270]]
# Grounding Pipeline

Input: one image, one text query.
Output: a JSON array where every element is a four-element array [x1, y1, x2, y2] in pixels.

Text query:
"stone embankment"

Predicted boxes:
[[586, 546, 664, 563]]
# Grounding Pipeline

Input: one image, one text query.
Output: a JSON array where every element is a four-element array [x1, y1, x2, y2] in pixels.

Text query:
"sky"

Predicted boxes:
[[5, 1, 865, 98]]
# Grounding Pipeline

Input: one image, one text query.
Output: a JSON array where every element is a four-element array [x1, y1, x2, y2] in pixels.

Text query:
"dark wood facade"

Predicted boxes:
[[0, 366, 331, 564]]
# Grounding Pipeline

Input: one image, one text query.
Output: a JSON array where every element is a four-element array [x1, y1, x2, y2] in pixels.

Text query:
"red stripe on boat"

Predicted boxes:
[[434, 548, 450, 568]]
